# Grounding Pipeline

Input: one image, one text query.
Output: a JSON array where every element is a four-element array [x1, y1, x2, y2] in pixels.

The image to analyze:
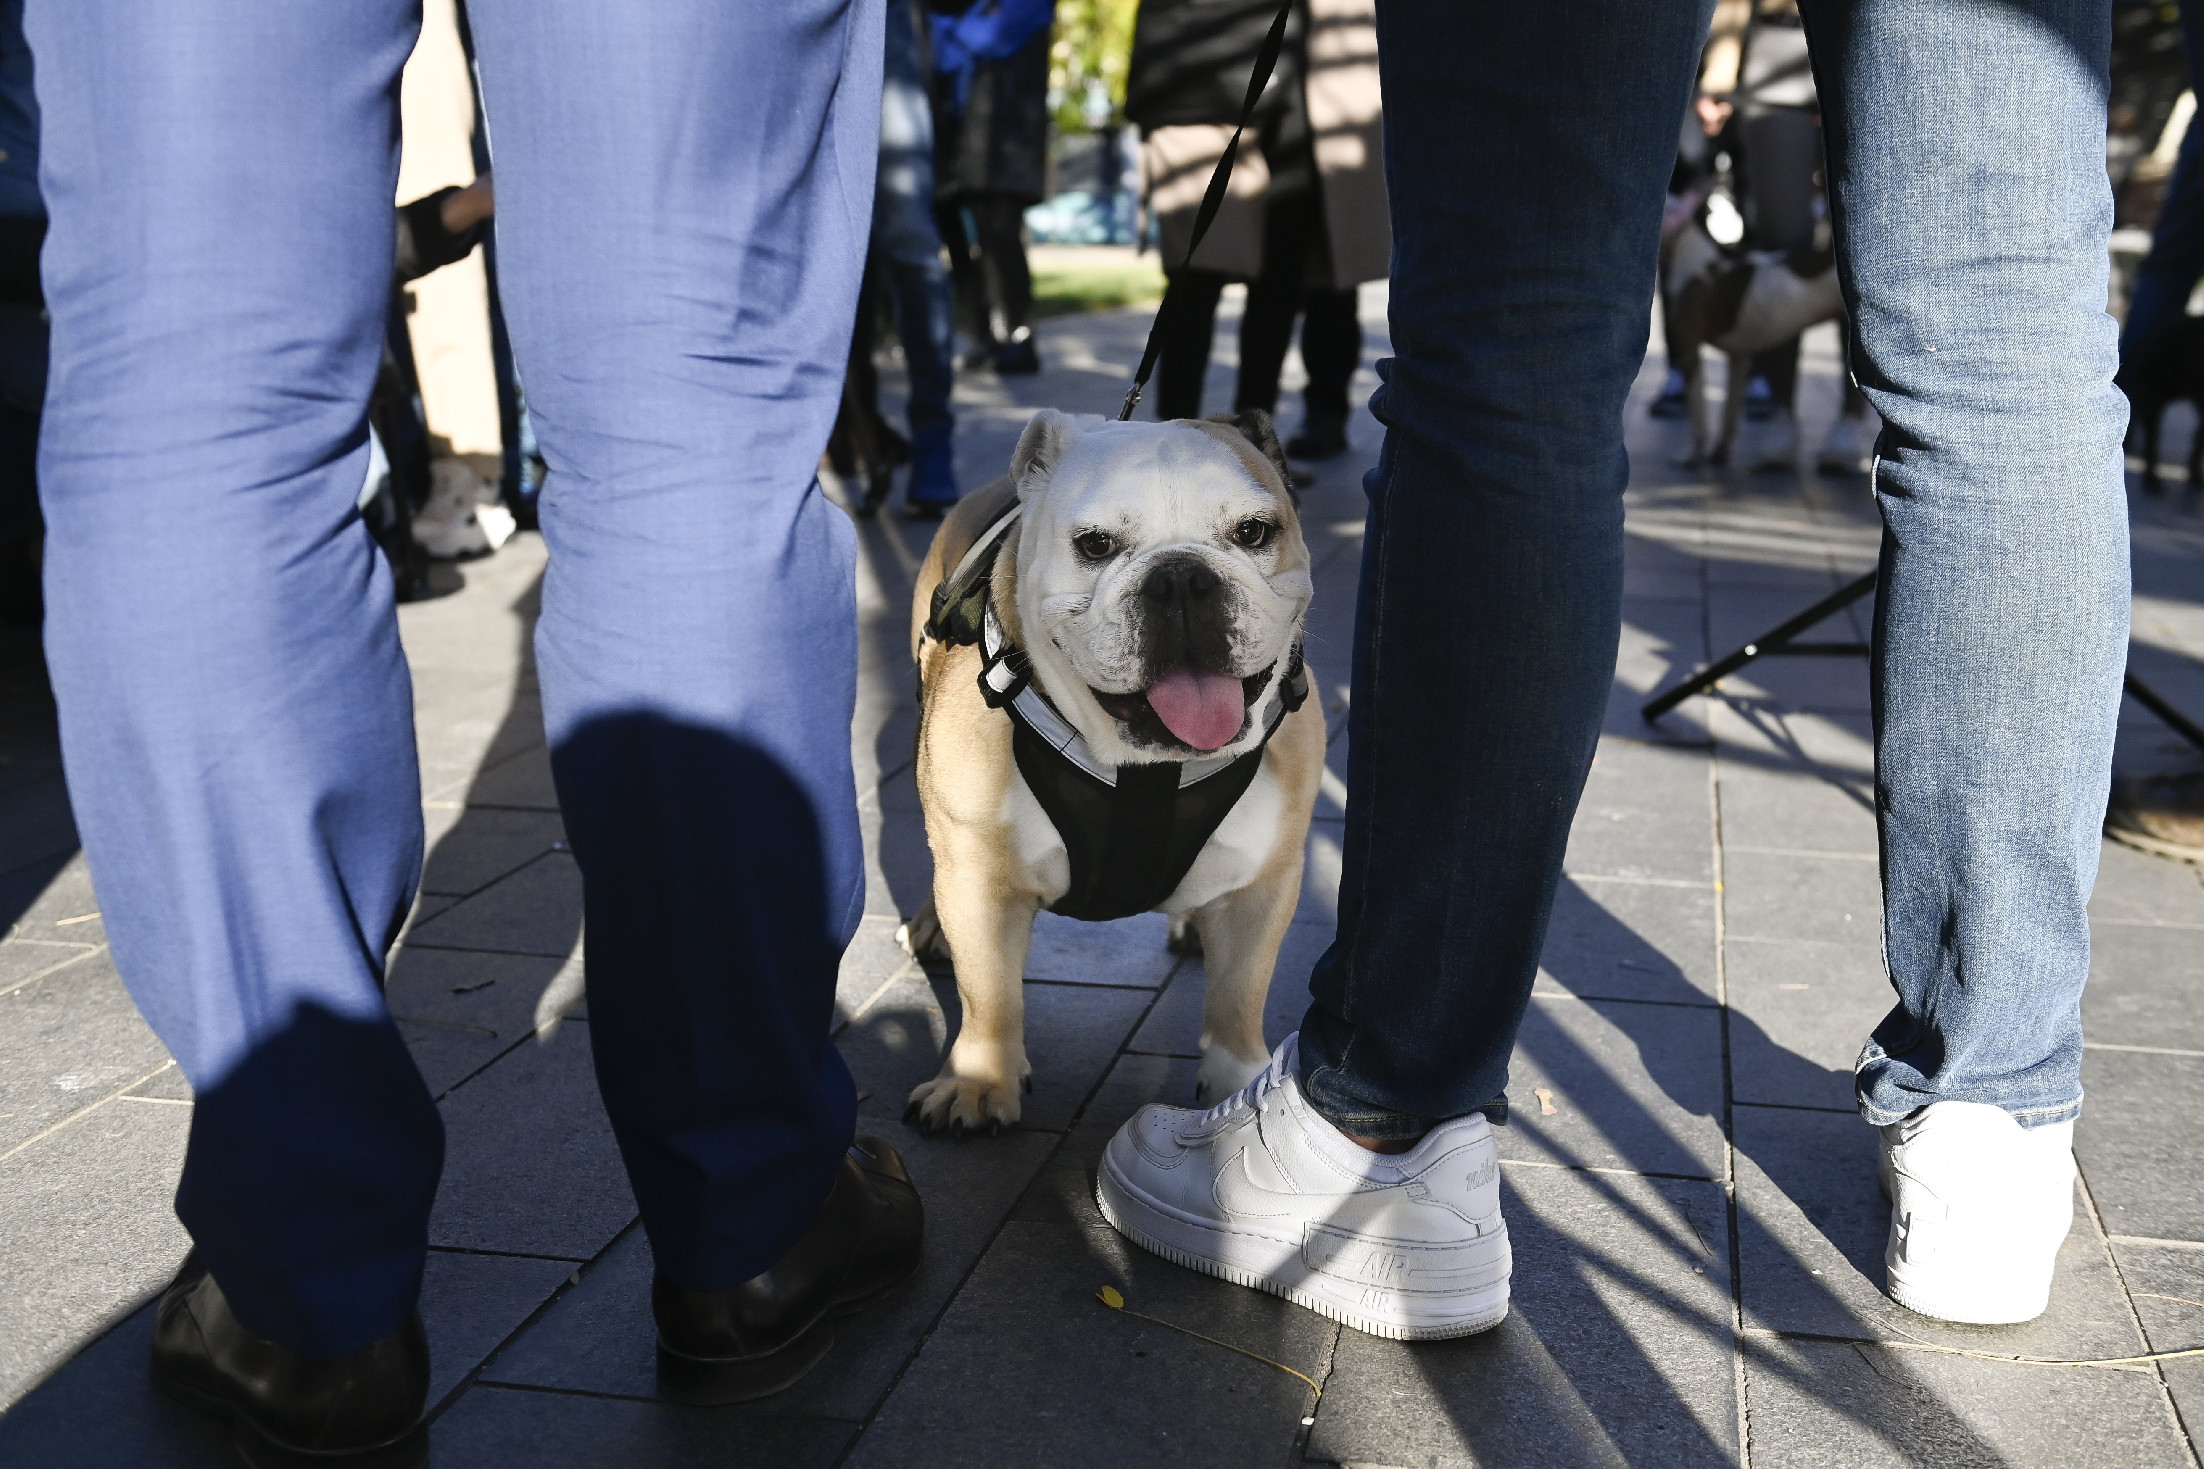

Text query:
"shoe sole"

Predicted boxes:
[[1096, 1153, 1510, 1342], [1884, 1267, 2051, 1326], [656, 1251, 921, 1406], [150, 1358, 421, 1462]]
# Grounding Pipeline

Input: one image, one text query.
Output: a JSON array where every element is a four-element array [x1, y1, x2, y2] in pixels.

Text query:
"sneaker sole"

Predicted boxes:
[[1096, 1152, 1510, 1342], [1884, 1269, 2052, 1326]]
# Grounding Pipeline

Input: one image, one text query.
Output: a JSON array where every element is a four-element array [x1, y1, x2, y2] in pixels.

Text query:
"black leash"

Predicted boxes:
[[1117, 0, 1296, 423]]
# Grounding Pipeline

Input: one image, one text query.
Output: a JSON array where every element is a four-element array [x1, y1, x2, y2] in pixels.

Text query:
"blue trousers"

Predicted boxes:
[[30, 0, 883, 1358], [1302, 0, 2128, 1136]]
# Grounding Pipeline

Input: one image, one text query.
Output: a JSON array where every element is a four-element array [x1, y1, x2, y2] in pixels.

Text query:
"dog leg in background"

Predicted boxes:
[[1713, 350, 1749, 467], [532, 929, 586, 1041], [896, 897, 948, 965], [906, 853, 1039, 1135]]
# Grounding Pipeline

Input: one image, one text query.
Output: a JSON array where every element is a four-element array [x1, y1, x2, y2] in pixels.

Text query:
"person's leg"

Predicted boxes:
[[1234, 192, 1320, 416], [937, 200, 997, 363], [1293, 286, 1363, 450], [1299, 0, 1713, 1134], [2125, 1, 2204, 351], [465, 0, 881, 1291], [1803, 0, 2128, 1132], [30, 0, 440, 1360], [1154, 269, 1229, 421], [969, 196, 1039, 371], [877, 0, 957, 505]]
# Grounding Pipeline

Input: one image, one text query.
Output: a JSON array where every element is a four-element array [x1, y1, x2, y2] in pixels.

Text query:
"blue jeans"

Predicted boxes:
[[1300, 0, 2128, 1138], [31, 0, 881, 1357], [878, 0, 955, 439]]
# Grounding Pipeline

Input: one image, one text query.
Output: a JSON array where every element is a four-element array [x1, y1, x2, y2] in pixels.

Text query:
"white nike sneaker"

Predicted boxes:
[[1879, 1100, 2077, 1325], [1096, 1035, 1511, 1340]]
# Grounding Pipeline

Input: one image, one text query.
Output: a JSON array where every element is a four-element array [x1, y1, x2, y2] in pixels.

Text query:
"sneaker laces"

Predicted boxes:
[[1194, 1033, 1300, 1129]]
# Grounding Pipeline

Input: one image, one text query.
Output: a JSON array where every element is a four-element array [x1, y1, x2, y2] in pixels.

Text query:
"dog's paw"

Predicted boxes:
[[1165, 914, 1204, 958], [896, 904, 950, 966], [1194, 1048, 1270, 1105], [905, 1071, 1026, 1138]]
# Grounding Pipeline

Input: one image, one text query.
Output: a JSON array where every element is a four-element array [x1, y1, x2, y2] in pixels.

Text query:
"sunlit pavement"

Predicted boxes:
[[5, 295, 2204, 1465]]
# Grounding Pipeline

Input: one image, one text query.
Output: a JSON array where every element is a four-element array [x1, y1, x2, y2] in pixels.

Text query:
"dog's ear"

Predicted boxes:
[[1204, 409, 1294, 502], [1010, 409, 1084, 497]]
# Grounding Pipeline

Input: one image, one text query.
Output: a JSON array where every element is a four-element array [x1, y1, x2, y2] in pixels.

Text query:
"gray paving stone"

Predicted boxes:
[[861, 766, 936, 923], [431, 1384, 857, 1467], [1740, 1333, 2192, 1469], [1127, 920, 1325, 1061], [1725, 938, 1888, 1113], [0, 947, 172, 1154], [417, 1248, 576, 1408], [405, 852, 583, 958], [0, 1099, 192, 1404], [1498, 994, 1726, 1180], [1733, 1104, 2145, 1359], [1610, 595, 1715, 742], [1026, 910, 1180, 988], [1008, 1051, 1201, 1231], [1564, 738, 1715, 885], [2082, 921, 2204, 1053], [0, 936, 100, 989], [2076, 1048, 2204, 1244], [0, 1295, 236, 1468], [385, 945, 571, 1097], [837, 912, 917, 1023], [1308, 1166, 1737, 1469], [0, 773, 77, 878], [844, 1216, 1330, 1469], [485, 1120, 1053, 1420], [1539, 875, 1719, 1006], [429, 1021, 635, 1261], [1720, 848, 1882, 948], [2089, 838, 2204, 927], [1715, 754, 1878, 859], [843, 969, 1155, 1132], [0, 847, 100, 945], [457, 743, 561, 811], [419, 805, 567, 898], [2106, 1239, 2204, 1442], [124, 1064, 193, 1102]]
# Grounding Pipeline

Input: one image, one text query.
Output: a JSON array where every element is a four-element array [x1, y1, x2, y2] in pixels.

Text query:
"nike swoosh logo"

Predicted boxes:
[[1212, 1146, 1374, 1222]]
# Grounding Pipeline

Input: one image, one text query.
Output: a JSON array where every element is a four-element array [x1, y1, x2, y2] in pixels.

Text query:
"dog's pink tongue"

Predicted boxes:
[[1146, 669, 1244, 751]]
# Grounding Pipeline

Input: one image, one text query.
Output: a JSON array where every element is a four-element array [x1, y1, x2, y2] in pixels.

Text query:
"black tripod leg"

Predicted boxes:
[[2125, 671, 2204, 756], [1642, 571, 1879, 723]]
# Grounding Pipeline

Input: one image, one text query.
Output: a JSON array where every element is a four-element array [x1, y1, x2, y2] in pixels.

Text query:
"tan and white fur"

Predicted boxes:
[[900, 410, 1325, 1136], [1661, 209, 1844, 466]]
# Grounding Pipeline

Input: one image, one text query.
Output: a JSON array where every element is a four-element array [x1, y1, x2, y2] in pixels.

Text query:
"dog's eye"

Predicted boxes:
[[1072, 530, 1117, 561], [1231, 518, 1277, 551]]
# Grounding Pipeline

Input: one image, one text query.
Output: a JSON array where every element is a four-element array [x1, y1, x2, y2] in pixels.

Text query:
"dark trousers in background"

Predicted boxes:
[[1154, 191, 1361, 425], [938, 195, 1034, 355], [29, 0, 883, 1357]]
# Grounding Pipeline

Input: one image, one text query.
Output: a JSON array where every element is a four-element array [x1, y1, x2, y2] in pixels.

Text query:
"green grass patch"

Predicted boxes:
[[1031, 249, 1166, 318]]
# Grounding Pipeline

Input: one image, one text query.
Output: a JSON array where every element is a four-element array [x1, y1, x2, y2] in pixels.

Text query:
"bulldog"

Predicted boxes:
[[899, 408, 1324, 1136]]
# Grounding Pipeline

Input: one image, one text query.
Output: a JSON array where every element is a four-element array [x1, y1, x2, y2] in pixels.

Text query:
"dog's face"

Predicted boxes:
[[1006, 410, 1313, 761]]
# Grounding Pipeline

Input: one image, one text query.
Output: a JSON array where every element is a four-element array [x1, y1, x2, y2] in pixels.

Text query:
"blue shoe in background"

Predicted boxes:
[[905, 421, 958, 519]]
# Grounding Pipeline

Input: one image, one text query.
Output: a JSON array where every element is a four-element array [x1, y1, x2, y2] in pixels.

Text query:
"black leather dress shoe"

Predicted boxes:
[[654, 1136, 923, 1404], [149, 1255, 429, 1460]]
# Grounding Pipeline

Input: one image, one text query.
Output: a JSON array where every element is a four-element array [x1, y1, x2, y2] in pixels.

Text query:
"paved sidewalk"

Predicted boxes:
[[4, 297, 2204, 1466]]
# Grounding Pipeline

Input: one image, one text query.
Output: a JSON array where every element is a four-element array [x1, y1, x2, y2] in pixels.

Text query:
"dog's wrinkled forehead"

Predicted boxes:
[[1012, 411, 1288, 537]]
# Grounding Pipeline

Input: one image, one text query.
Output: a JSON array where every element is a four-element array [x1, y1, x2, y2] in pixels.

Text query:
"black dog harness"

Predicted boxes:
[[926, 506, 1307, 922]]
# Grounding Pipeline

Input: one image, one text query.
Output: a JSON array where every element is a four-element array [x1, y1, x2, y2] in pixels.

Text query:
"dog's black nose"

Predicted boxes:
[[1141, 559, 1220, 607]]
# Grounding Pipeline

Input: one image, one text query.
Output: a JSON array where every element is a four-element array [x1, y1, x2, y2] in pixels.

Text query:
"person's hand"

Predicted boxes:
[[1696, 95, 1733, 136], [440, 170, 494, 234]]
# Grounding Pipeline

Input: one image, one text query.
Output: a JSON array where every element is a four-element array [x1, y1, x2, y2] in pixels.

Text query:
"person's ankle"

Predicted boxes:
[[1345, 1132, 1418, 1154]]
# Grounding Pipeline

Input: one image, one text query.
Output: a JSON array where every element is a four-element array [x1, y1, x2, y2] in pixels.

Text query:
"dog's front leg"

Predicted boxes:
[[1713, 350, 1746, 467], [906, 850, 1038, 1137], [1184, 852, 1303, 1104]]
